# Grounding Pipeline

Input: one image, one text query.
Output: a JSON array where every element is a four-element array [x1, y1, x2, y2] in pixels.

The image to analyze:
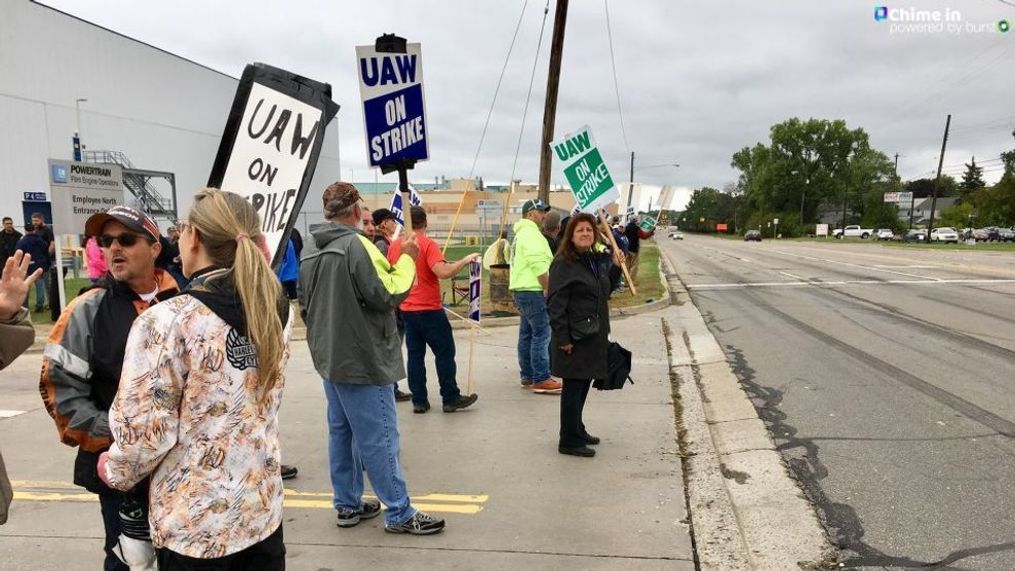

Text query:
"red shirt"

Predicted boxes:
[[388, 232, 445, 311]]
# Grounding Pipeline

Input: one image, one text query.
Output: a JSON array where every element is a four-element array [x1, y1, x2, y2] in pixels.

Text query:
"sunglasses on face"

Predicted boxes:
[[98, 233, 149, 248]]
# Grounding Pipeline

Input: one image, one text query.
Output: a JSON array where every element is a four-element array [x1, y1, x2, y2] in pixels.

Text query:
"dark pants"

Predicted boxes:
[[559, 378, 593, 449], [157, 524, 285, 570], [402, 309, 462, 406], [98, 494, 129, 571], [281, 280, 297, 300]]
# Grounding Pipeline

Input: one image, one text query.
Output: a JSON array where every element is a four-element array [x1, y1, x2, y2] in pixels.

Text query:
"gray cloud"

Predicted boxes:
[[41, 0, 1015, 200]]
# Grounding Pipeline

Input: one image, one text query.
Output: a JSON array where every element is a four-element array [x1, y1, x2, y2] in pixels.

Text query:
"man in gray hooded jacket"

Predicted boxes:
[[299, 182, 446, 536]]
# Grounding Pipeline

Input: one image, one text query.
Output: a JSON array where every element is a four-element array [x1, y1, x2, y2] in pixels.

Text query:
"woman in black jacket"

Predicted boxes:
[[547, 213, 625, 457]]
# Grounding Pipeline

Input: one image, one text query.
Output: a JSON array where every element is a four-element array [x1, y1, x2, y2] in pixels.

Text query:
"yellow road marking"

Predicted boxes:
[[11, 482, 487, 515]]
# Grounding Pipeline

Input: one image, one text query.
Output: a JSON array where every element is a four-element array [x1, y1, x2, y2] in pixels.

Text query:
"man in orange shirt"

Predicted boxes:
[[388, 206, 480, 414]]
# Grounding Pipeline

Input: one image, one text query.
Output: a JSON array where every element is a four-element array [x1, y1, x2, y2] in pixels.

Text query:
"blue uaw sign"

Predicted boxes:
[[356, 42, 429, 168], [469, 260, 481, 322]]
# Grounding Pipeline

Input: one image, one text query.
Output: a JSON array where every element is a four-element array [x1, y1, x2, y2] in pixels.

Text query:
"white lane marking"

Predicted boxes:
[[687, 278, 1015, 291], [873, 265, 940, 269], [779, 271, 807, 281], [771, 249, 942, 281], [0, 410, 27, 418]]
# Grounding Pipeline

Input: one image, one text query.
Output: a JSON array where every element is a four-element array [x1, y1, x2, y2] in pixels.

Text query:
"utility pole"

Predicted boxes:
[[537, 0, 569, 204], [894, 153, 900, 177], [927, 114, 951, 237]]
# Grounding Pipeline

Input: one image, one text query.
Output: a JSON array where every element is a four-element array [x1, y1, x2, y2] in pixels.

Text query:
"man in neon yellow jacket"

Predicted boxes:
[[509, 199, 562, 394]]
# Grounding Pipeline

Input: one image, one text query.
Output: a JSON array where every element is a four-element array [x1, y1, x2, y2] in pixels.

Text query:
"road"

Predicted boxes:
[[660, 234, 1015, 569]]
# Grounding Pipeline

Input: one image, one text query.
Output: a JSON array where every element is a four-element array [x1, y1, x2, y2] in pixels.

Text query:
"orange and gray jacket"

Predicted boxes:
[[39, 271, 178, 493]]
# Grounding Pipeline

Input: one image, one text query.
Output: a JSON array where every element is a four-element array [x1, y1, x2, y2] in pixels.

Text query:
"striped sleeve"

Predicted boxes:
[[38, 289, 111, 452]]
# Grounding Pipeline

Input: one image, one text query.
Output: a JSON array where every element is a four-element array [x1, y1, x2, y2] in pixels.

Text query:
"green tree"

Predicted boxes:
[[904, 175, 958, 198], [730, 118, 894, 236], [958, 157, 986, 203], [681, 187, 737, 233], [937, 202, 974, 229]]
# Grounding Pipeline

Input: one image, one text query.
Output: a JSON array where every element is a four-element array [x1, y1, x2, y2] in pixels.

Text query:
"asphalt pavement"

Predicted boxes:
[[0, 303, 692, 569], [661, 234, 1015, 569]]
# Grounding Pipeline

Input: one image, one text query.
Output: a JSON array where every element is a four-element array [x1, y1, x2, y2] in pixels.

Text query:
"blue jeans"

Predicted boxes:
[[402, 309, 461, 406], [513, 291, 550, 383], [26, 268, 46, 310], [322, 380, 415, 526]]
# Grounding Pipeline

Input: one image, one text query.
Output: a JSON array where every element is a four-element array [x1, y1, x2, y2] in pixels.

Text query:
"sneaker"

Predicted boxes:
[[280, 464, 298, 480], [385, 511, 446, 535], [394, 388, 412, 402], [531, 379, 562, 394], [520, 379, 534, 389], [443, 393, 478, 413], [336, 500, 382, 528], [559, 445, 596, 457], [413, 402, 431, 414]]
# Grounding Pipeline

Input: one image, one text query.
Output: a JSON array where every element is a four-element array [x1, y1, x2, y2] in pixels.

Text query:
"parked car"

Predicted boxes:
[[998, 227, 1015, 242], [970, 228, 990, 241], [930, 227, 959, 243], [668, 230, 684, 240], [901, 229, 927, 242], [832, 225, 874, 239], [744, 230, 762, 242], [875, 228, 894, 241]]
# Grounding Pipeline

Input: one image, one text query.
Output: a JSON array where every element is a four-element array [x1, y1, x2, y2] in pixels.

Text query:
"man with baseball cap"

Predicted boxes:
[[40, 204, 179, 570], [509, 199, 561, 394], [371, 208, 398, 256]]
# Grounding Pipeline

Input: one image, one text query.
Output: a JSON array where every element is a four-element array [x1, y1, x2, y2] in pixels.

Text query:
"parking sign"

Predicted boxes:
[[357, 42, 429, 168]]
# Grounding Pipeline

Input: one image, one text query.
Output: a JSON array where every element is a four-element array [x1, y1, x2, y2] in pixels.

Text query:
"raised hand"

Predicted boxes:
[[0, 250, 43, 320]]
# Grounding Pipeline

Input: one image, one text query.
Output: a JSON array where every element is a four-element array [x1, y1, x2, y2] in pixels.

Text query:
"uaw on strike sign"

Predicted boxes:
[[552, 125, 619, 213], [356, 42, 430, 169], [209, 63, 339, 267]]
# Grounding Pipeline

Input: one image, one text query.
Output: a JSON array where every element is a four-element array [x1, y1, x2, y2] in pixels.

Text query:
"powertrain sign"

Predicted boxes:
[[551, 125, 619, 213], [356, 42, 429, 168]]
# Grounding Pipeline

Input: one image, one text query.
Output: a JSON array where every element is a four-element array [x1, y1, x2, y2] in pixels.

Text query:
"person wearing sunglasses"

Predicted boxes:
[[39, 205, 179, 571]]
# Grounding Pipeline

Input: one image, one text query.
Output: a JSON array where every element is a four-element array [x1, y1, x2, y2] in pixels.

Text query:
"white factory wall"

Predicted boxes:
[[0, 0, 341, 229]]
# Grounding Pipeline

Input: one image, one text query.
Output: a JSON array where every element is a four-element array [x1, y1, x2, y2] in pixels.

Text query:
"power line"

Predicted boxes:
[[508, 0, 551, 184], [604, 0, 630, 153], [467, 0, 531, 180]]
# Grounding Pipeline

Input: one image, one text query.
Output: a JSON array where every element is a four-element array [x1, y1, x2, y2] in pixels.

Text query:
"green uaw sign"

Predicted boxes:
[[551, 125, 619, 213], [638, 215, 658, 232]]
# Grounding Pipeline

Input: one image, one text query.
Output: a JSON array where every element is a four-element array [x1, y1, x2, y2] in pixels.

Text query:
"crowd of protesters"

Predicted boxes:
[[0, 180, 646, 568]]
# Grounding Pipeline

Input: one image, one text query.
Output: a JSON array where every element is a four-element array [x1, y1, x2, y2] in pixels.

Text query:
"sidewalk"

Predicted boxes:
[[0, 307, 693, 569]]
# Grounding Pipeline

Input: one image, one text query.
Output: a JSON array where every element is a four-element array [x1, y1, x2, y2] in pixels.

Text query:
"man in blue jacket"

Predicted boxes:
[[15, 225, 50, 311]]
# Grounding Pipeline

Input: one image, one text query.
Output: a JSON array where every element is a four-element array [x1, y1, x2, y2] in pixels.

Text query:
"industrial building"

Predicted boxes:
[[0, 0, 341, 233]]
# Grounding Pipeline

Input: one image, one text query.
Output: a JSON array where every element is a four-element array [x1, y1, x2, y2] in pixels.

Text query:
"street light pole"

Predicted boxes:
[[74, 98, 87, 161], [75, 98, 87, 137]]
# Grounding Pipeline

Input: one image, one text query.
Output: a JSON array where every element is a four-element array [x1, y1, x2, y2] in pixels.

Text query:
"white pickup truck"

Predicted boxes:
[[832, 225, 874, 239]]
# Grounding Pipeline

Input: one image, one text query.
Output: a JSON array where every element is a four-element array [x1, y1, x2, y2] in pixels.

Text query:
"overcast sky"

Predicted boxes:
[[42, 0, 1015, 210]]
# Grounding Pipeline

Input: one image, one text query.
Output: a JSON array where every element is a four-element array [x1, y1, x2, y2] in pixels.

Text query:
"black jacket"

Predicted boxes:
[[0, 230, 22, 263], [40, 271, 179, 495], [548, 252, 612, 380]]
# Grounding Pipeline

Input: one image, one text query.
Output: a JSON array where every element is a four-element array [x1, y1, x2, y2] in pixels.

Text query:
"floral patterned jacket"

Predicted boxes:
[[104, 293, 293, 558]]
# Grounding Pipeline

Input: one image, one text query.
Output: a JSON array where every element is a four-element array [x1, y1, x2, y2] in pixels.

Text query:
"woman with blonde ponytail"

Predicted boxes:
[[98, 188, 292, 569]]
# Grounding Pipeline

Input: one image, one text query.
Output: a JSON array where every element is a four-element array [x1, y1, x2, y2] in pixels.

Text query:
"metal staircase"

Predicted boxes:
[[82, 150, 178, 220]]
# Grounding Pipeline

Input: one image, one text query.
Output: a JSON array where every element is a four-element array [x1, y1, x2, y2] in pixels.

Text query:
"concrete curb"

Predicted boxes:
[[659, 246, 835, 569]]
